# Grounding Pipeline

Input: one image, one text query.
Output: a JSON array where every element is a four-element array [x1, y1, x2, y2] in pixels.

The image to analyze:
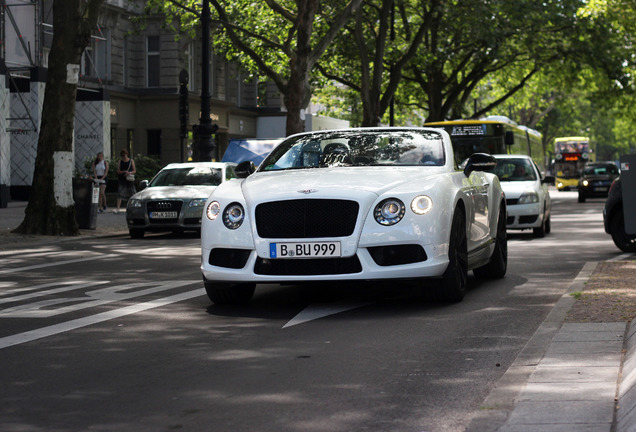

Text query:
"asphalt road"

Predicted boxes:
[[0, 190, 624, 432]]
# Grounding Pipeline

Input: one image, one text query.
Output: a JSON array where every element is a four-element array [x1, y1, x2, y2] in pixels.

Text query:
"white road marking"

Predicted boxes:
[[608, 253, 635, 261], [0, 254, 117, 275], [0, 287, 204, 350], [0, 281, 109, 305], [0, 280, 199, 318], [283, 302, 370, 328]]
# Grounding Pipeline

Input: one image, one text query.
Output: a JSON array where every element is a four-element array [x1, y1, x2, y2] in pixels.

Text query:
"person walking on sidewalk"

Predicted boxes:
[[92, 152, 109, 213], [115, 149, 136, 213]]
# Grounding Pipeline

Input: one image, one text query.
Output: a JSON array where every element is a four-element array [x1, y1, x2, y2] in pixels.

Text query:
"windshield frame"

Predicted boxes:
[[257, 129, 446, 172]]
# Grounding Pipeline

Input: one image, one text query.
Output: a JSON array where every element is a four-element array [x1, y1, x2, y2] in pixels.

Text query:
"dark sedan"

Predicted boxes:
[[578, 161, 619, 203], [603, 177, 636, 252]]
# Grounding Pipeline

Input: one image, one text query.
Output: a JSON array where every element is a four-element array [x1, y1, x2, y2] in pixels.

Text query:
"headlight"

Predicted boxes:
[[189, 198, 207, 208], [128, 199, 142, 208], [374, 198, 405, 225], [223, 203, 245, 229], [411, 195, 433, 215], [582, 180, 589, 187], [206, 201, 221, 220], [518, 191, 539, 204]]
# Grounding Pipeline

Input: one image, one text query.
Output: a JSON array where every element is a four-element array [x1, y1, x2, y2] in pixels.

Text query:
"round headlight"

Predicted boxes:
[[582, 180, 589, 187], [223, 203, 245, 229], [374, 198, 405, 226], [206, 201, 221, 220], [411, 195, 433, 215]]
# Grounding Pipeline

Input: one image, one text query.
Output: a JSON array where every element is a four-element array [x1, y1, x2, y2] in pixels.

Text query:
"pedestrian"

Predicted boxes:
[[92, 152, 109, 213], [115, 149, 136, 213]]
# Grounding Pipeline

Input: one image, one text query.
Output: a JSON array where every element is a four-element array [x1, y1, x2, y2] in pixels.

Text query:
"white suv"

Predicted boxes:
[[493, 154, 552, 237]]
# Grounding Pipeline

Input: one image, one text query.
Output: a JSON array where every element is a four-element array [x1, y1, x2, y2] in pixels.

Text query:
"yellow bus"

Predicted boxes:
[[553, 136, 591, 191], [424, 116, 544, 170]]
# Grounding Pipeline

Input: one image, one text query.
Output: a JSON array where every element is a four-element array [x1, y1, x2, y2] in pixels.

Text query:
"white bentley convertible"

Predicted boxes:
[[201, 128, 507, 304]]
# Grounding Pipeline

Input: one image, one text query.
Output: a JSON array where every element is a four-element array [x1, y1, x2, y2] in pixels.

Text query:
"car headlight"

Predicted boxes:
[[518, 191, 539, 204], [206, 201, 221, 220], [374, 198, 405, 225], [189, 198, 207, 208], [582, 180, 589, 187], [223, 203, 245, 229], [411, 195, 433, 215], [128, 199, 142, 208]]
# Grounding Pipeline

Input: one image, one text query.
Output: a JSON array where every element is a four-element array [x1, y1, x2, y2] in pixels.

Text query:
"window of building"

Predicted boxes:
[[146, 36, 160, 87], [185, 43, 195, 92], [147, 129, 162, 158], [81, 30, 110, 81]]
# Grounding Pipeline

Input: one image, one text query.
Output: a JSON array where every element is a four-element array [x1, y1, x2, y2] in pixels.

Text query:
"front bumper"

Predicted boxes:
[[505, 202, 543, 230], [126, 201, 205, 231]]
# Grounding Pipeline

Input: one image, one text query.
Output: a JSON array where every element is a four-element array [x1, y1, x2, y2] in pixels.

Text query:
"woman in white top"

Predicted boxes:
[[92, 152, 109, 212]]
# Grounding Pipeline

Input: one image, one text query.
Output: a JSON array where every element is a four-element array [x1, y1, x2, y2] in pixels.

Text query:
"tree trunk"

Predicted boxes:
[[13, 0, 103, 236]]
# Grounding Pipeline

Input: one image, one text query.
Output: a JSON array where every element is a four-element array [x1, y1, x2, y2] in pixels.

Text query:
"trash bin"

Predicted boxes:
[[72, 178, 99, 230], [620, 154, 636, 235]]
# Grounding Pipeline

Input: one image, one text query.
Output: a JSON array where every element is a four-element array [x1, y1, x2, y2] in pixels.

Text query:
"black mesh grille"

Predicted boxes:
[[254, 256, 362, 275], [255, 199, 359, 238]]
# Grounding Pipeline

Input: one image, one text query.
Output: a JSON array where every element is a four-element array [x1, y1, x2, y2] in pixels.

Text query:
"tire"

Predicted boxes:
[[129, 228, 144, 239], [544, 216, 551, 234], [578, 193, 586, 203], [435, 208, 468, 302], [609, 211, 636, 253], [204, 277, 255, 305], [474, 203, 507, 279], [533, 209, 547, 238]]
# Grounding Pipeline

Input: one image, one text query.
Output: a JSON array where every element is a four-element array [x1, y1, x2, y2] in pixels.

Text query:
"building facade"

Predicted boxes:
[[2, 0, 326, 203]]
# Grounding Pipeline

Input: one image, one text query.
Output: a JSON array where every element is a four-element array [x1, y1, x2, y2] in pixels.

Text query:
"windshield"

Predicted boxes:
[[149, 167, 223, 187], [494, 158, 537, 182], [258, 130, 445, 171], [583, 164, 618, 176]]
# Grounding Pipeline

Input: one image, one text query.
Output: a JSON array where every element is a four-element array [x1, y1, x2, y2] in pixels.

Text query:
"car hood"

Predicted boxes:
[[131, 185, 216, 200], [582, 174, 617, 181], [241, 167, 446, 202], [499, 180, 539, 199]]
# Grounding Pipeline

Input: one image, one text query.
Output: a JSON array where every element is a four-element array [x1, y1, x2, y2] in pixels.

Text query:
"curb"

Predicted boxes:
[[617, 317, 636, 432]]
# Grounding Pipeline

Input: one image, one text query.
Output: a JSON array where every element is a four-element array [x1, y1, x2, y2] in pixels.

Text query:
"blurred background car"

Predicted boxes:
[[492, 154, 552, 238], [578, 161, 619, 203], [126, 162, 236, 238], [603, 177, 636, 252]]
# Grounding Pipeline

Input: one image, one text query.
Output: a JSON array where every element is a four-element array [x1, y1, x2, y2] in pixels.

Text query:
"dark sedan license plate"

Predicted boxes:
[[270, 242, 341, 258], [150, 211, 178, 219], [593, 187, 608, 192]]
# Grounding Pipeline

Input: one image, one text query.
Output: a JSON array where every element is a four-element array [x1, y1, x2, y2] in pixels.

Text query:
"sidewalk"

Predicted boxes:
[[1, 200, 636, 431], [0, 200, 128, 249], [468, 261, 636, 432]]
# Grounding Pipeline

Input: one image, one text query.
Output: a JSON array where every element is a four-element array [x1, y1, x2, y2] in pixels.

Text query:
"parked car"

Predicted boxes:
[[492, 155, 552, 237], [200, 127, 508, 305], [126, 162, 237, 238], [603, 177, 636, 252], [578, 161, 619, 203]]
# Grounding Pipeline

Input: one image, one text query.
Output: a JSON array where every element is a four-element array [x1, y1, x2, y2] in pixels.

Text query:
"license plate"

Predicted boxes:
[[593, 187, 608, 192], [149, 211, 178, 219], [270, 242, 341, 258]]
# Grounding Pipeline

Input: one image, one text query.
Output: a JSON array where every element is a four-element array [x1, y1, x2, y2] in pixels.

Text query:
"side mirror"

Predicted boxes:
[[464, 153, 497, 177], [542, 175, 555, 185], [235, 160, 256, 178], [138, 179, 149, 191], [504, 131, 515, 146]]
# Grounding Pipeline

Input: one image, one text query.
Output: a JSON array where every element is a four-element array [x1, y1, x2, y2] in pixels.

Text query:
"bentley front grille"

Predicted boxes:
[[255, 199, 359, 238]]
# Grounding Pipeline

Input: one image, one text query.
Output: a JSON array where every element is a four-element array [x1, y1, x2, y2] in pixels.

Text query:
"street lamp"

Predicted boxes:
[[197, 0, 218, 161]]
